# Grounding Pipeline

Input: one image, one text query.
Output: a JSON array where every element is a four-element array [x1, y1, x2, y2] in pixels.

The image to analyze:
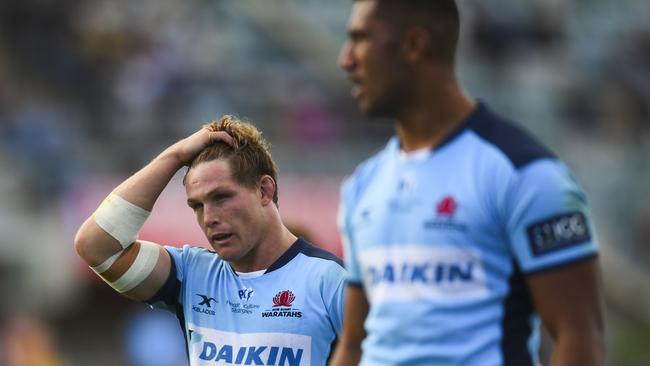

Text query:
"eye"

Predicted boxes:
[[211, 192, 233, 204], [188, 202, 203, 211]]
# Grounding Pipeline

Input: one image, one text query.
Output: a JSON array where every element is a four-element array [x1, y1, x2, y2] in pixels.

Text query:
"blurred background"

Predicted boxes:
[[0, 0, 648, 365]]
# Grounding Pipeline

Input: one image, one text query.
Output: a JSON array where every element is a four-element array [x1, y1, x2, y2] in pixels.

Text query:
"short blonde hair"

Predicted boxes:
[[187, 115, 279, 204]]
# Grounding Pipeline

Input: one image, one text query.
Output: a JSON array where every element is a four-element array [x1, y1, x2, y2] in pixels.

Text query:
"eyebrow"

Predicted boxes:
[[187, 187, 233, 206]]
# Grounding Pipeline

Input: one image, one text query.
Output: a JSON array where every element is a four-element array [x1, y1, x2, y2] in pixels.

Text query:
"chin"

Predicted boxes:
[[363, 105, 395, 119], [359, 98, 397, 119], [211, 247, 238, 261]]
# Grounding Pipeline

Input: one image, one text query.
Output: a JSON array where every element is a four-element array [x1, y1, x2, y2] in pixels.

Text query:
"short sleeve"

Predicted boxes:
[[145, 246, 185, 312], [339, 177, 362, 285], [505, 159, 598, 273], [324, 264, 347, 336]]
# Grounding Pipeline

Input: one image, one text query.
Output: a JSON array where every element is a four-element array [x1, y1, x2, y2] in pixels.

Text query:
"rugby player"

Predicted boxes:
[[330, 1, 605, 365], [75, 116, 345, 366]]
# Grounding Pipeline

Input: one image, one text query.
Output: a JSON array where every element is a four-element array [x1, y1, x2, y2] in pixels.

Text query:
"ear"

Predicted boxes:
[[402, 26, 431, 63], [258, 175, 276, 206]]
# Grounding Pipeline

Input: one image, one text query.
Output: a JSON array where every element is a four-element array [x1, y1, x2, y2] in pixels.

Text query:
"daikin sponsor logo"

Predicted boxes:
[[189, 326, 311, 365], [359, 245, 488, 303]]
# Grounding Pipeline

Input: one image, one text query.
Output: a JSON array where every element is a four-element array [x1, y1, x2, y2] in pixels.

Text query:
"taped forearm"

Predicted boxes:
[[93, 194, 150, 248], [89, 194, 160, 293]]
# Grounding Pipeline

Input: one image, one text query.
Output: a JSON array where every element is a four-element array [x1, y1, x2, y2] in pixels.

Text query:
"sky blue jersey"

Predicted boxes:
[[147, 238, 346, 366], [339, 103, 598, 366]]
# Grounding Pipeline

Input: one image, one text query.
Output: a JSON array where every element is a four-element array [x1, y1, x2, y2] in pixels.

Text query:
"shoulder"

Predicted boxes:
[[297, 240, 345, 269], [341, 138, 395, 202], [467, 103, 556, 170], [165, 244, 222, 272], [291, 240, 346, 284], [169, 244, 217, 257]]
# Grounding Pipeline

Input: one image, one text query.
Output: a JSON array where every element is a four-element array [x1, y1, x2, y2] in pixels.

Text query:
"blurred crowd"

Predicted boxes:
[[0, 0, 648, 365]]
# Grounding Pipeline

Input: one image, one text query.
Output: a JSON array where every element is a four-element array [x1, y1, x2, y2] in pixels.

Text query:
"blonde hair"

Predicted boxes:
[[187, 115, 279, 204]]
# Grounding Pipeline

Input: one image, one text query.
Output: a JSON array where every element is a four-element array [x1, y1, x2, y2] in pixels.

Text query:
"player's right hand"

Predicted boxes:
[[168, 128, 234, 166]]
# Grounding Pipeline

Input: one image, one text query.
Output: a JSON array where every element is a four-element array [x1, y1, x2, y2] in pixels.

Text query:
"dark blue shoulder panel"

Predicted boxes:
[[266, 238, 344, 274], [469, 104, 556, 169], [298, 239, 344, 268]]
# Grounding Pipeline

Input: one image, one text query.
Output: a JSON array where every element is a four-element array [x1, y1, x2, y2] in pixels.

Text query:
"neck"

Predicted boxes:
[[230, 211, 297, 273], [396, 71, 475, 152]]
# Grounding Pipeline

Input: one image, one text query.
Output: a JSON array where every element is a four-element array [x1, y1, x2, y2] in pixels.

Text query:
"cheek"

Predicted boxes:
[[224, 200, 257, 223]]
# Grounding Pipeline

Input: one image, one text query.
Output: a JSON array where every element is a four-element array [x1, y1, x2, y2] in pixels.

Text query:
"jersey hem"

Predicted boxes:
[[524, 253, 598, 276]]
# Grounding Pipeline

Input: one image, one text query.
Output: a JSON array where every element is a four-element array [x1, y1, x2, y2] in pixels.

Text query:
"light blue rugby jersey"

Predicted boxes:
[[339, 103, 598, 366], [147, 238, 346, 366]]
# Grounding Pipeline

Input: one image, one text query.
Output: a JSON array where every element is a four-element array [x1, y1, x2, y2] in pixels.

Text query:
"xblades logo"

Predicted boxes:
[[193, 294, 217, 316], [198, 294, 217, 308]]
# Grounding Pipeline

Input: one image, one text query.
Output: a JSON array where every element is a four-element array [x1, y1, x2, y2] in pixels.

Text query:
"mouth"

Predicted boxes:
[[210, 233, 234, 244], [348, 75, 363, 98]]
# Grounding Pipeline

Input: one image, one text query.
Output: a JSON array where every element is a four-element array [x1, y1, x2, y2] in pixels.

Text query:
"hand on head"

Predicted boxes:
[[170, 127, 235, 166]]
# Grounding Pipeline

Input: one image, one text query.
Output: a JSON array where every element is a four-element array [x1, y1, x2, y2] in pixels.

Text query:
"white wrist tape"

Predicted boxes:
[[91, 250, 123, 274], [98, 241, 160, 293], [93, 194, 150, 248]]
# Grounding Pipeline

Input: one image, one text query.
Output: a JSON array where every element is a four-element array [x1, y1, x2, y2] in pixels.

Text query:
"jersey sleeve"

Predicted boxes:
[[338, 176, 362, 286], [323, 263, 347, 336], [145, 245, 186, 312], [504, 159, 598, 274]]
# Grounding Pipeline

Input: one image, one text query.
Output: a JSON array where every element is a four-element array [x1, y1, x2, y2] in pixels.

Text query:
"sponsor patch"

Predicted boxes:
[[358, 245, 488, 303], [527, 211, 591, 256], [188, 325, 311, 366], [193, 294, 218, 316]]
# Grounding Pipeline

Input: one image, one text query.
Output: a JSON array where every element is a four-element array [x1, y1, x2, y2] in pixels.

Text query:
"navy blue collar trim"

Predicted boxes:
[[265, 238, 343, 273], [265, 238, 308, 274], [434, 102, 486, 150]]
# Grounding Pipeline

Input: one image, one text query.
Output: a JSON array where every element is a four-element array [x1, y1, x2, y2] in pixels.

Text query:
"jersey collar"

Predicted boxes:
[[264, 238, 308, 274], [390, 101, 487, 154]]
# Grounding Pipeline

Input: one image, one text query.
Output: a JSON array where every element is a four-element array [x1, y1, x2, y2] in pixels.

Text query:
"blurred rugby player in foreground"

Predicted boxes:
[[331, 1, 605, 365]]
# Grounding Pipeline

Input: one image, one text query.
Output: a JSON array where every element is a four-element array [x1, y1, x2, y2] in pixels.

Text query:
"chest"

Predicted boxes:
[[349, 160, 498, 248], [182, 267, 329, 336]]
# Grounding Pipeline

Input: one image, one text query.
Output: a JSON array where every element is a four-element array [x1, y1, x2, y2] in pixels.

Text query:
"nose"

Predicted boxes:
[[202, 204, 221, 228], [338, 41, 355, 71]]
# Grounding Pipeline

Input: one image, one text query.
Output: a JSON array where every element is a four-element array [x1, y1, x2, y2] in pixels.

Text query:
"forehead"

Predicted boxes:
[[185, 160, 241, 197], [347, 1, 385, 31]]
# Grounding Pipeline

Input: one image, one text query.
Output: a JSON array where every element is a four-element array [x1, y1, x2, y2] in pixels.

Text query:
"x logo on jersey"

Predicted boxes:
[[197, 294, 217, 308]]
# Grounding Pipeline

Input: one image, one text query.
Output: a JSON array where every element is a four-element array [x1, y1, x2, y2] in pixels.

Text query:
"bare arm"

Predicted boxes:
[[527, 258, 606, 366], [74, 128, 233, 301], [329, 284, 368, 366]]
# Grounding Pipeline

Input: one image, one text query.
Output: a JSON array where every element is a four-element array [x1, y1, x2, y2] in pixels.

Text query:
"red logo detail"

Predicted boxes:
[[272, 290, 295, 307], [436, 196, 457, 216]]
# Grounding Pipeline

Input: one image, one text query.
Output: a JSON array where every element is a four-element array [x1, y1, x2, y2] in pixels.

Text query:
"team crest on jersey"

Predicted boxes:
[[437, 196, 457, 216], [423, 195, 467, 231], [262, 290, 302, 318]]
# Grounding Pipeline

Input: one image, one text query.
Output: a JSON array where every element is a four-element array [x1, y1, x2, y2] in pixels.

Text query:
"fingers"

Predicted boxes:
[[206, 130, 236, 148]]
